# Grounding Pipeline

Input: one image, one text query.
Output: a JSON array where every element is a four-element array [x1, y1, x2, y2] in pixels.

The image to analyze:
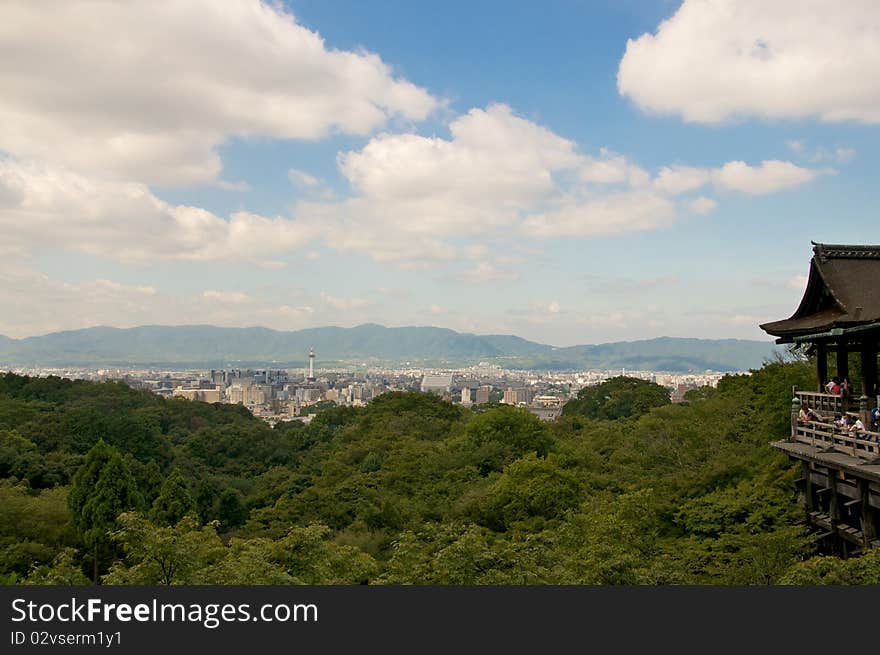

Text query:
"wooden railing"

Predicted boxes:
[[795, 419, 880, 461], [797, 391, 847, 414]]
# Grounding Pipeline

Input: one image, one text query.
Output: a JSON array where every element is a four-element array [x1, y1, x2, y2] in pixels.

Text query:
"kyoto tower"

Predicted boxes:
[[307, 347, 316, 383]]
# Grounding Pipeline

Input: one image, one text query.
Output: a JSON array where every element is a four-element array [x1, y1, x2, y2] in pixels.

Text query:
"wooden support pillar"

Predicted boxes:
[[828, 473, 846, 557], [861, 341, 877, 399], [817, 343, 828, 392], [802, 461, 814, 513], [858, 479, 876, 548], [836, 342, 849, 384]]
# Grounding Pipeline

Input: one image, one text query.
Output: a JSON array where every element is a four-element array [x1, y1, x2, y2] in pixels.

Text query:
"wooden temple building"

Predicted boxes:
[[760, 242, 880, 555]]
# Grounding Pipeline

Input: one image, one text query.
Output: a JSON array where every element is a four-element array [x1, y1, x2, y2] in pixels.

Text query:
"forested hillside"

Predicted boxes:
[[1, 361, 877, 585]]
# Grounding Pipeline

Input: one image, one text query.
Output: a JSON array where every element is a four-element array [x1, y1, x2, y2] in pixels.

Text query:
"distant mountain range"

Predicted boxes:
[[0, 324, 784, 372]]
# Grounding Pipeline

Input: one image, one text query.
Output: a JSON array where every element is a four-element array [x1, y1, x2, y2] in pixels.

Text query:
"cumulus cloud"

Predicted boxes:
[[333, 103, 581, 237], [580, 149, 650, 187], [520, 191, 676, 238], [617, 0, 880, 124], [654, 166, 711, 195], [686, 197, 718, 215], [0, 0, 437, 185], [298, 104, 708, 259], [712, 160, 822, 195], [651, 160, 822, 198], [0, 158, 317, 262], [298, 103, 825, 256]]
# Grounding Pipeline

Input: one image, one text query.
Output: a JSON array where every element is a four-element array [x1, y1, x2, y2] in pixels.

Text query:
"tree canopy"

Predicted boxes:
[[1, 359, 874, 586]]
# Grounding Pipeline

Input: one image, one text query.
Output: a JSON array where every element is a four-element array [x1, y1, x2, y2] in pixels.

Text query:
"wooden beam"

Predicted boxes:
[[817, 343, 828, 392]]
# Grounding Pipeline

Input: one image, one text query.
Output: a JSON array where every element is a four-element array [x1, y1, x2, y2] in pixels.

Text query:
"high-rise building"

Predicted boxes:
[[461, 387, 472, 405], [502, 387, 531, 405], [475, 385, 491, 404]]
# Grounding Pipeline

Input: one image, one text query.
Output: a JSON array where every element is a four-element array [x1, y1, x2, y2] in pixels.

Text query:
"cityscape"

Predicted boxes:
[[2, 348, 731, 425]]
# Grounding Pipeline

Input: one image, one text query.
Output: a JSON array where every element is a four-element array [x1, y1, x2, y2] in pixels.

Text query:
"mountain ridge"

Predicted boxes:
[[0, 324, 782, 372]]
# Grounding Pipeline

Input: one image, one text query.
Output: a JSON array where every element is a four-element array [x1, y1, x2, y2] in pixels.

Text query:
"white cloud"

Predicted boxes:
[[202, 290, 252, 304], [276, 305, 316, 320], [299, 104, 710, 261], [455, 262, 518, 284], [0, 266, 168, 337], [686, 196, 717, 215], [0, 0, 437, 185], [654, 166, 711, 195], [289, 169, 322, 188], [520, 191, 676, 238], [580, 149, 649, 187], [713, 160, 822, 195], [333, 103, 581, 237], [319, 292, 371, 311], [0, 158, 317, 262], [92, 279, 157, 296], [618, 0, 880, 124], [808, 146, 857, 164], [216, 180, 251, 192]]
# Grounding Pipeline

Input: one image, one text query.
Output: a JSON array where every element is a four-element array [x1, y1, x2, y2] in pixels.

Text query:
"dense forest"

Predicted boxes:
[[1, 360, 878, 585]]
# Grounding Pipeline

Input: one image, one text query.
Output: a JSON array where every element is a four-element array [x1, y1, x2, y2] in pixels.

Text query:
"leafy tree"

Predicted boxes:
[[104, 513, 224, 585], [479, 454, 582, 531], [780, 549, 880, 585], [24, 548, 90, 585], [460, 405, 553, 475], [68, 441, 143, 582], [217, 489, 248, 530], [150, 469, 197, 526], [0, 483, 76, 577], [563, 376, 670, 420]]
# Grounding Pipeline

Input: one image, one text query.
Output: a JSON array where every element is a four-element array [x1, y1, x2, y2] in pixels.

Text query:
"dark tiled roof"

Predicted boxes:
[[760, 242, 880, 338]]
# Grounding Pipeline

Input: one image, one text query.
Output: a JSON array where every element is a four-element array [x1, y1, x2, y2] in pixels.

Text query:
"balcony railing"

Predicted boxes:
[[797, 390, 847, 414], [794, 419, 880, 461]]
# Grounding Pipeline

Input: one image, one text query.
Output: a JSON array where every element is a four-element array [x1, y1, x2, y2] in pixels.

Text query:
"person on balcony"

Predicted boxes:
[[826, 377, 842, 395]]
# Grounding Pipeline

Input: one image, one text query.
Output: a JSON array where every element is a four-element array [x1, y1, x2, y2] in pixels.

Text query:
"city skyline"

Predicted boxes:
[[2, 1, 879, 345]]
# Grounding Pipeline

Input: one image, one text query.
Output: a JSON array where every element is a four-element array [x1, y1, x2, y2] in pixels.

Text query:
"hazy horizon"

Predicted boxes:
[[0, 321, 779, 348]]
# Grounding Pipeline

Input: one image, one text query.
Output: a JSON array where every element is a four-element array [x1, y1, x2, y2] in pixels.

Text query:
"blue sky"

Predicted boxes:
[[1, 0, 878, 345]]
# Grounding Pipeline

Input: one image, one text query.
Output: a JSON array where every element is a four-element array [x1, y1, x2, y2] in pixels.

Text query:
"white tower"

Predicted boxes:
[[307, 348, 316, 383]]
